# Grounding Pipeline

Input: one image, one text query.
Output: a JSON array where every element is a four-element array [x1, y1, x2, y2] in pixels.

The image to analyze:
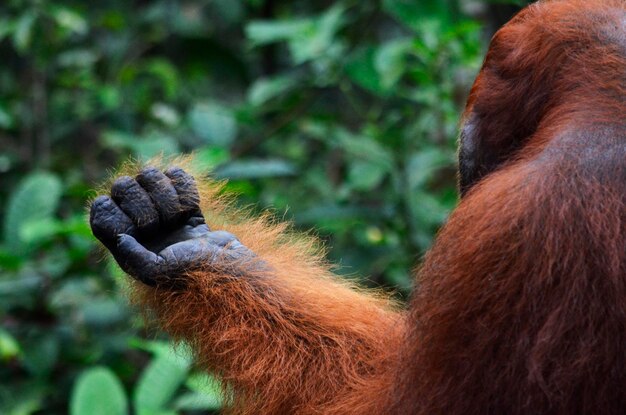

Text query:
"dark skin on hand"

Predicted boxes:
[[90, 167, 253, 288]]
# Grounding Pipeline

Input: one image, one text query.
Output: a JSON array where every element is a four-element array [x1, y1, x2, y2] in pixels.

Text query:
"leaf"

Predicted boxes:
[[51, 7, 88, 35], [133, 131, 180, 158], [57, 49, 99, 67], [3, 172, 62, 253], [20, 217, 63, 244], [70, 367, 128, 415], [246, 19, 312, 45], [102, 130, 179, 158], [345, 47, 386, 95], [410, 191, 451, 226], [188, 102, 238, 147], [407, 148, 453, 189], [291, 4, 346, 64], [382, 0, 452, 31], [0, 382, 46, 415], [348, 160, 387, 191], [333, 129, 393, 169], [174, 392, 222, 411], [18, 215, 92, 249], [295, 204, 386, 225], [374, 39, 412, 90], [81, 299, 128, 327], [145, 60, 180, 99], [191, 146, 230, 171], [150, 103, 180, 127], [246, 4, 346, 64], [133, 347, 191, 414], [97, 85, 122, 110], [13, 12, 36, 53], [185, 373, 223, 397], [0, 328, 21, 361], [248, 74, 299, 106], [130, 339, 173, 357], [175, 373, 223, 411], [215, 159, 297, 180]]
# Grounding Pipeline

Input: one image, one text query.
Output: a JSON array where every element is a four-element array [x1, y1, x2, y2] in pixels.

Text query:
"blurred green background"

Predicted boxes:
[[0, 0, 529, 413]]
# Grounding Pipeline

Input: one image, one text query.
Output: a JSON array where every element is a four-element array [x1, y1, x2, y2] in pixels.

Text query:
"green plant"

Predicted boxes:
[[70, 342, 222, 415]]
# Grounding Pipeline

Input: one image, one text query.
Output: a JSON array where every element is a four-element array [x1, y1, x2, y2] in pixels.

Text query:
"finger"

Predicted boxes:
[[111, 176, 159, 235], [136, 167, 182, 227], [164, 167, 204, 219], [116, 234, 165, 286], [90, 195, 137, 253]]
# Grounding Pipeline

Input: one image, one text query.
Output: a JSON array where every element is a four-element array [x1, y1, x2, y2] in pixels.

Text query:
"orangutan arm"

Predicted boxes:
[[89, 161, 404, 414]]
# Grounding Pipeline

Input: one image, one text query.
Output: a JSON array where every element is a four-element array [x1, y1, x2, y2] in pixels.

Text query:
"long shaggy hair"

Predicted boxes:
[[100, 1, 625, 413]]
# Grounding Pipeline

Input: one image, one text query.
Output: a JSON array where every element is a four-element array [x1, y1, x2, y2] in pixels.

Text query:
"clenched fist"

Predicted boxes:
[[90, 167, 253, 288]]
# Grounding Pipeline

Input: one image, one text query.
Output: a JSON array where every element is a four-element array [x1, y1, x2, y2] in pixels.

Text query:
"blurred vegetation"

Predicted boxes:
[[0, 0, 528, 413]]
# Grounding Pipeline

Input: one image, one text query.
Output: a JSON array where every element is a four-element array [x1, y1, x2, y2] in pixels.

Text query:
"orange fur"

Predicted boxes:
[[393, 0, 626, 413], [104, 156, 404, 414], [98, 0, 625, 413]]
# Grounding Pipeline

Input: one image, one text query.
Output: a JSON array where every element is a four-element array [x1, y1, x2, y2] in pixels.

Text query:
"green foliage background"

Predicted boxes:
[[0, 0, 528, 413]]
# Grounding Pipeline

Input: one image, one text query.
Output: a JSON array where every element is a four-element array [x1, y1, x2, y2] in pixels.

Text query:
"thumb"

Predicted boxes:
[[115, 234, 164, 286]]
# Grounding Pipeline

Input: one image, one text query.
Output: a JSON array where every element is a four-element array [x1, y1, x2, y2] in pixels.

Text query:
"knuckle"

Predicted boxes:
[[90, 195, 112, 215], [90, 197, 116, 219], [111, 176, 135, 193], [92, 195, 111, 206], [165, 166, 185, 177], [140, 165, 160, 176], [137, 166, 164, 185]]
